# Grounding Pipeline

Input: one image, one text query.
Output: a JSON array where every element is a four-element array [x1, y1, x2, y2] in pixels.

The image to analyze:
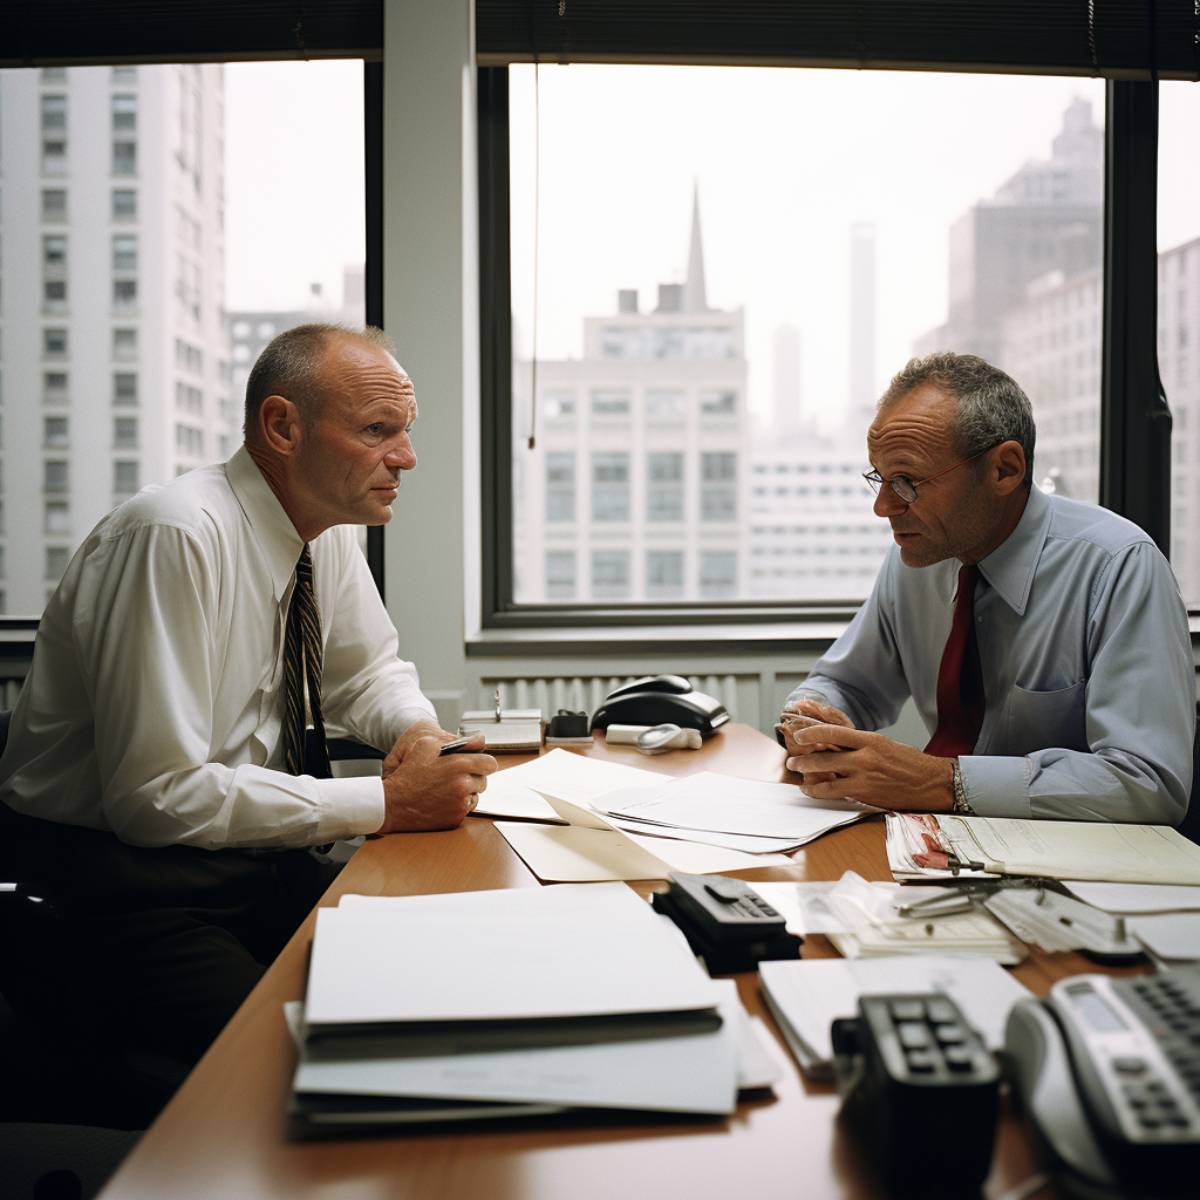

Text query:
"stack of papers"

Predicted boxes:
[[759, 955, 1032, 1079], [476, 751, 866, 881], [1061, 881, 1200, 963], [886, 813, 1200, 886], [289, 883, 753, 1134]]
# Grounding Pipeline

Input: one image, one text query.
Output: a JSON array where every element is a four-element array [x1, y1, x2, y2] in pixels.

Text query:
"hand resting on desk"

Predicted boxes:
[[785, 722, 954, 813], [377, 728, 498, 834]]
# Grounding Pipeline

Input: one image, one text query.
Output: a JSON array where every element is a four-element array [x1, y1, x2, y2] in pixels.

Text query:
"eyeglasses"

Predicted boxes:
[[862, 447, 992, 505]]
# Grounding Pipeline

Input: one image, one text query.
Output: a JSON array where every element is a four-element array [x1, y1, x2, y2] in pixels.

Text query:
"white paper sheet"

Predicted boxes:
[[496, 821, 791, 883], [294, 981, 740, 1115], [1062, 881, 1200, 914], [595, 771, 867, 842], [472, 771, 562, 822], [1128, 912, 1200, 960], [305, 882, 722, 1026], [748, 880, 944, 935], [494, 748, 668, 804], [759, 954, 1031, 1069], [609, 816, 804, 855]]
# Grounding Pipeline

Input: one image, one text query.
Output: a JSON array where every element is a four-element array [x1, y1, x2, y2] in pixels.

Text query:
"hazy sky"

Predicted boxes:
[[223, 61, 1197, 423]]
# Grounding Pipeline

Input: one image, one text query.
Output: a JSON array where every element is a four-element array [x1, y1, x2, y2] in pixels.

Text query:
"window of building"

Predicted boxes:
[[113, 234, 138, 273], [112, 139, 137, 177], [41, 188, 67, 222], [113, 372, 138, 406], [700, 452, 738, 522], [113, 278, 138, 309], [699, 550, 737, 599], [43, 234, 67, 271], [591, 550, 630, 599], [112, 93, 137, 133], [43, 279, 67, 309], [40, 94, 68, 174], [543, 390, 577, 420], [111, 66, 138, 83], [44, 501, 70, 535], [113, 461, 139, 496], [646, 451, 684, 521], [591, 452, 630, 521], [43, 328, 68, 358], [544, 451, 575, 522], [44, 460, 69, 493], [43, 372, 69, 403], [112, 329, 138, 361], [112, 188, 137, 221], [501, 65, 1106, 611], [545, 550, 576, 599], [113, 416, 138, 449], [646, 549, 684, 598], [45, 546, 70, 582], [41, 68, 67, 83], [43, 416, 69, 448]]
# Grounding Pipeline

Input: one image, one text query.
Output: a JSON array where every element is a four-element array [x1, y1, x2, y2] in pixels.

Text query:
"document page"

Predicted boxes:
[[495, 748, 668, 804], [1061, 881, 1200, 914], [942, 816, 1200, 885], [305, 882, 722, 1026]]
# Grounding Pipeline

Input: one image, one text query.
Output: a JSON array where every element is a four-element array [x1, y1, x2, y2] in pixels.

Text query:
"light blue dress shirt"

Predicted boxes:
[[788, 486, 1195, 823]]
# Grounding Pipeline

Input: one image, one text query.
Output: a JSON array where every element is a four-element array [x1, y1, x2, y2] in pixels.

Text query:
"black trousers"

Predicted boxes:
[[1, 807, 340, 1068]]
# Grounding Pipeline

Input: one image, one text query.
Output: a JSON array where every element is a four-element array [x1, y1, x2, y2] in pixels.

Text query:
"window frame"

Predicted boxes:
[[477, 66, 1177, 629]]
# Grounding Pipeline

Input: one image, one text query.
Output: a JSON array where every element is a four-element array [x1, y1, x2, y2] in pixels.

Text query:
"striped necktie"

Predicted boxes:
[[282, 544, 332, 778]]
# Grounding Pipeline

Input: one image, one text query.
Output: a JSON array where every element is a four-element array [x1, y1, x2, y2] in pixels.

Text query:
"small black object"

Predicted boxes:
[[590, 675, 730, 738], [831, 992, 999, 1197], [650, 872, 801, 974], [546, 710, 590, 739]]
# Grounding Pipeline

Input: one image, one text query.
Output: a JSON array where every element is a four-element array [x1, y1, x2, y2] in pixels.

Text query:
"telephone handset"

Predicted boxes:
[[1005, 967, 1200, 1199]]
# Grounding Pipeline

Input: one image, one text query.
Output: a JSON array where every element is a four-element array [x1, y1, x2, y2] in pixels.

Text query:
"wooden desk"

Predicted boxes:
[[99, 725, 1135, 1200]]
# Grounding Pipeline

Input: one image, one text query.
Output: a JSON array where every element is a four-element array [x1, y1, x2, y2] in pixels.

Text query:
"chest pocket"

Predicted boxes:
[[1004, 680, 1087, 755]]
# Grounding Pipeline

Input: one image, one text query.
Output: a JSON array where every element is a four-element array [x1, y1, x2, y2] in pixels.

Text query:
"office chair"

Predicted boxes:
[[1178, 702, 1200, 846]]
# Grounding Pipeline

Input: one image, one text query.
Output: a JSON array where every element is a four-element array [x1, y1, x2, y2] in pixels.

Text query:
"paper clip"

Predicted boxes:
[[896, 891, 977, 919]]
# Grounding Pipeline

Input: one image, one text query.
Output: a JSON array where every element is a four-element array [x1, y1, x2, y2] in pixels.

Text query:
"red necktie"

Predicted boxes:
[[925, 564, 985, 758]]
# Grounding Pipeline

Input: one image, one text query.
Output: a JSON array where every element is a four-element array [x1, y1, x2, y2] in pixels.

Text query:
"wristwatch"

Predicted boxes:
[[950, 759, 975, 815]]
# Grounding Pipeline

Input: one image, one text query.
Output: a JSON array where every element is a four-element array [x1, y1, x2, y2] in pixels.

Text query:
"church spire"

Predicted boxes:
[[683, 179, 709, 312]]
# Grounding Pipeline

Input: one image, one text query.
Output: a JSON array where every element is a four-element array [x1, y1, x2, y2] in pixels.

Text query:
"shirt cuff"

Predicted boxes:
[[957, 755, 1034, 819], [313, 776, 386, 842]]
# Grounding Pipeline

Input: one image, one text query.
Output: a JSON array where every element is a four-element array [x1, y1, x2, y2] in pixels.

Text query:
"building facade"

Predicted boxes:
[[0, 64, 229, 613]]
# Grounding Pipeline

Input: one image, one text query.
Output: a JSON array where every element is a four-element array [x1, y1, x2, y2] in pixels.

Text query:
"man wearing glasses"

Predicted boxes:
[[780, 352, 1193, 824]]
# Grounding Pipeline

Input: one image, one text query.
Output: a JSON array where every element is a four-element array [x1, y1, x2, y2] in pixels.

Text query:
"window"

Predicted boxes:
[[701, 452, 738, 522], [113, 278, 138, 309], [43, 416, 69, 448], [42, 188, 67, 222], [113, 372, 138, 406], [544, 452, 575, 522], [112, 189, 137, 221], [499, 65, 1107, 613], [113, 417, 139, 449], [646, 549, 684, 598], [113, 234, 138, 273], [43, 279, 67, 309], [545, 550, 576, 599], [112, 139, 137, 177], [591, 452, 630, 521], [111, 67, 137, 84], [646, 452, 684, 521], [45, 546, 70, 582], [43, 328, 68, 358], [113, 461, 140, 496], [44, 460, 69, 493], [43, 235, 67, 270], [699, 551, 737, 599], [1159, 83, 1200, 608], [543, 390, 576, 420], [112, 93, 137, 133], [591, 550, 630, 599], [44, 501, 71, 535], [112, 329, 138, 360], [590, 389, 631, 418], [43, 372, 69, 403], [40, 94, 67, 174]]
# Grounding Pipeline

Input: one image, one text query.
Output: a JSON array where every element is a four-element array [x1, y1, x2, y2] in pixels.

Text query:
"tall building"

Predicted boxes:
[[914, 97, 1103, 364], [0, 64, 229, 613], [511, 195, 747, 603]]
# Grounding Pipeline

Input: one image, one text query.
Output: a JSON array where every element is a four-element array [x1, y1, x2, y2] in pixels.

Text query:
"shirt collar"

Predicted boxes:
[[977, 483, 1051, 616], [225, 445, 305, 601]]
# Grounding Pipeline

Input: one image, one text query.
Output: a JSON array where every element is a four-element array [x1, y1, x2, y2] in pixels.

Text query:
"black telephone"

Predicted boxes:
[[650, 872, 800, 974], [830, 992, 1000, 1197], [1005, 967, 1200, 1199], [590, 674, 730, 738]]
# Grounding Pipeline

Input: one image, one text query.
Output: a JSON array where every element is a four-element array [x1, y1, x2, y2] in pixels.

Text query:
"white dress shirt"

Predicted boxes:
[[789, 486, 1194, 824], [0, 448, 435, 849]]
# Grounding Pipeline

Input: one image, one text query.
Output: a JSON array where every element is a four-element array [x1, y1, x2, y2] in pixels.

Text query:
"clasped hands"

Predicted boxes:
[[377, 720, 498, 834], [782, 699, 953, 813]]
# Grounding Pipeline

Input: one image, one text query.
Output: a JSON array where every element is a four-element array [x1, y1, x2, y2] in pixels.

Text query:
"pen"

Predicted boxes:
[[439, 736, 474, 756], [493, 686, 502, 723]]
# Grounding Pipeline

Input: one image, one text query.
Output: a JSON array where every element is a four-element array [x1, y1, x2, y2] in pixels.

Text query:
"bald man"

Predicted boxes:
[[0, 324, 495, 1070], [781, 352, 1192, 826]]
